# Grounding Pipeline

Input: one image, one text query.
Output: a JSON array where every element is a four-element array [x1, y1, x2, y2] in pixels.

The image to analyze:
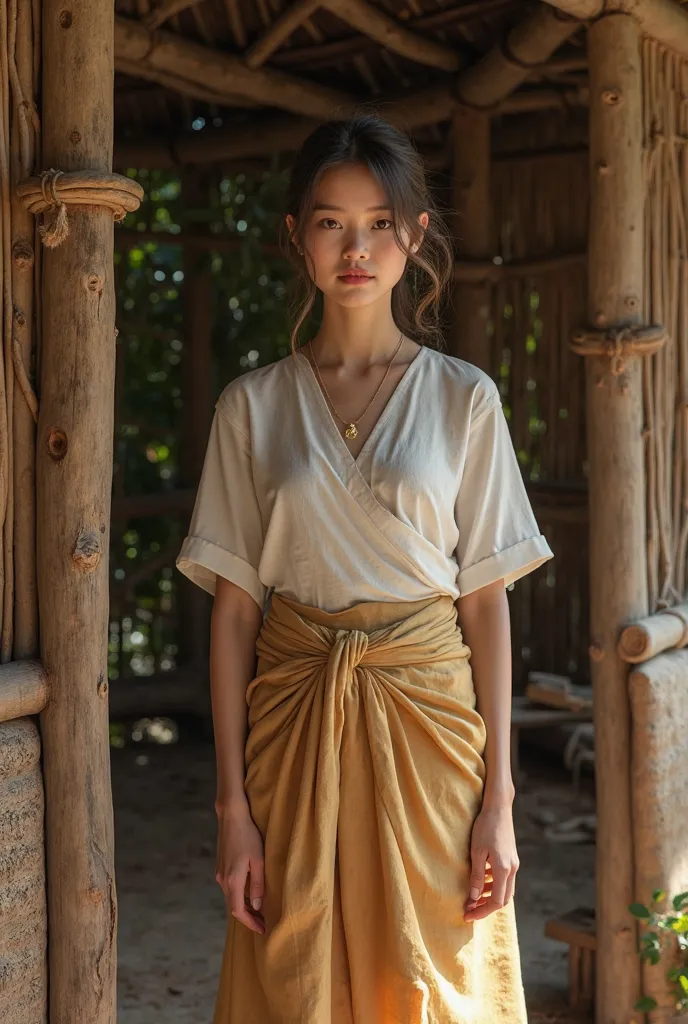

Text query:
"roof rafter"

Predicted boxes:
[[245, 0, 322, 69], [114, 15, 354, 119], [317, 0, 462, 72], [457, 4, 583, 108]]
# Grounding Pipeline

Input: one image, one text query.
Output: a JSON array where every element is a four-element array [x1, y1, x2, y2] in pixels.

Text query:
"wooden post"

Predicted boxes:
[[37, 0, 118, 1020], [586, 14, 646, 1021], [450, 106, 491, 369], [178, 168, 214, 668]]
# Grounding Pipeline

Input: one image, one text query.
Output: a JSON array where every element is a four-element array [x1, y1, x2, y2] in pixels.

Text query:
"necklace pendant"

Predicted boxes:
[[344, 423, 358, 439]]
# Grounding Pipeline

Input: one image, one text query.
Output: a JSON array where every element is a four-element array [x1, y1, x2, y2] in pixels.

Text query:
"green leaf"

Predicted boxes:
[[635, 996, 658, 1011], [630, 903, 652, 919], [652, 889, 666, 903], [673, 892, 688, 912], [671, 915, 688, 934]]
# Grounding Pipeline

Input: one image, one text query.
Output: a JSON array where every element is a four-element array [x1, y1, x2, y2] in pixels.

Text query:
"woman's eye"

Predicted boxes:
[[373, 218, 393, 230], [318, 218, 340, 229]]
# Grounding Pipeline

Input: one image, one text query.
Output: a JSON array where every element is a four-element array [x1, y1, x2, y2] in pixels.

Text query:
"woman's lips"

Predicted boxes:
[[338, 272, 374, 285]]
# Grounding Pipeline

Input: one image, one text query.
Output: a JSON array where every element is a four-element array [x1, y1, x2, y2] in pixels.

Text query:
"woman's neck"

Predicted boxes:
[[310, 296, 406, 368]]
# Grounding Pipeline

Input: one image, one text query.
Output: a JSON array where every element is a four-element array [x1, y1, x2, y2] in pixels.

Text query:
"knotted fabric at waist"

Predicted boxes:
[[250, 591, 468, 678]]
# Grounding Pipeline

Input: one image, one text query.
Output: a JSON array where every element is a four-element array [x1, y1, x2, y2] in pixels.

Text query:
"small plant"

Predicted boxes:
[[629, 890, 688, 1014]]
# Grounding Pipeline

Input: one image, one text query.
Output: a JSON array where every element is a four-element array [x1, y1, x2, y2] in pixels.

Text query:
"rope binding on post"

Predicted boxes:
[[15, 168, 144, 249], [570, 324, 667, 390]]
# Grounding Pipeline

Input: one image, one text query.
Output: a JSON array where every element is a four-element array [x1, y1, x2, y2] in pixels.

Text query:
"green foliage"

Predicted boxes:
[[630, 891, 688, 1013], [111, 164, 293, 681]]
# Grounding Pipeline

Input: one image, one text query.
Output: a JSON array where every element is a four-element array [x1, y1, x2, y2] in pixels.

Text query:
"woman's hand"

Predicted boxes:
[[463, 801, 519, 922], [215, 800, 266, 935]]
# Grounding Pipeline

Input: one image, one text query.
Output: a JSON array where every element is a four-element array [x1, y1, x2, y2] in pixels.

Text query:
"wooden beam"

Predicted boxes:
[[115, 56, 262, 108], [317, 0, 462, 72], [112, 86, 589, 169], [585, 13, 645, 1020], [457, 4, 583, 109], [245, 0, 321, 69], [542, 0, 688, 61], [114, 15, 354, 119], [617, 603, 688, 663], [39, 0, 119, 1018], [0, 660, 49, 723]]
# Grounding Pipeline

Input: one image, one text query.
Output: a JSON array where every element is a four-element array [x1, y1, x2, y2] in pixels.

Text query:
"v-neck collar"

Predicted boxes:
[[294, 344, 427, 468]]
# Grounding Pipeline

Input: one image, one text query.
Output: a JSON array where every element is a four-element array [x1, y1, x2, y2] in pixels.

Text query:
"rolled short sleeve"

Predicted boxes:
[[175, 404, 266, 611], [455, 389, 553, 597]]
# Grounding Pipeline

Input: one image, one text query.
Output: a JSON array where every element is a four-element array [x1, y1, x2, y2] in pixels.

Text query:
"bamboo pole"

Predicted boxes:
[[317, 0, 462, 72], [585, 13, 646, 1020], [450, 107, 491, 369], [37, 0, 119, 1017], [114, 15, 354, 120], [10, 0, 39, 661], [542, 0, 688, 61]]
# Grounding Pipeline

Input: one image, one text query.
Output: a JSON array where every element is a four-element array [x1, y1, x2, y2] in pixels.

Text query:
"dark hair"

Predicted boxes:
[[279, 114, 454, 354]]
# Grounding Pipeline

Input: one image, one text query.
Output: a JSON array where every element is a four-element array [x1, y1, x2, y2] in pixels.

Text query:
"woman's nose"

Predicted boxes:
[[342, 233, 370, 260]]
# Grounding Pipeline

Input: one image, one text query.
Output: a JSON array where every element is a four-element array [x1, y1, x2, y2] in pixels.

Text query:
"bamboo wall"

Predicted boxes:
[[489, 119, 589, 687], [630, 38, 688, 1013], [0, 2, 48, 1020]]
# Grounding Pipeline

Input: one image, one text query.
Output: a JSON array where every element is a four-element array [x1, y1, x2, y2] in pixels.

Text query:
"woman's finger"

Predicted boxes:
[[467, 847, 488, 903], [248, 856, 265, 912], [488, 859, 509, 908], [503, 867, 516, 907], [227, 868, 264, 934]]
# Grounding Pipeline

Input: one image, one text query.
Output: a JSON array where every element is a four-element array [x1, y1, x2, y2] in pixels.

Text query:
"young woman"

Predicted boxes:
[[176, 114, 553, 1024]]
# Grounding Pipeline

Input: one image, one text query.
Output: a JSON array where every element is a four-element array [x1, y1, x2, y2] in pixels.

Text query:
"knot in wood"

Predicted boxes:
[[11, 238, 34, 268], [73, 530, 101, 573], [16, 168, 144, 249], [46, 428, 68, 461]]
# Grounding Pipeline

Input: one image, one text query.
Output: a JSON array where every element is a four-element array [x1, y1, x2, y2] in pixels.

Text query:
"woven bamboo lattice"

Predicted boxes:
[[642, 38, 688, 611], [488, 121, 589, 686]]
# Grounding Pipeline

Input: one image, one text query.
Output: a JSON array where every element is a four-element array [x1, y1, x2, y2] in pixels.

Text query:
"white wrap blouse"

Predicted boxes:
[[176, 345, 553, 613]]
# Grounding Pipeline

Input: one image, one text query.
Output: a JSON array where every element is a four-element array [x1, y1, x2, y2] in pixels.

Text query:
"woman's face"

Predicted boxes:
[[286, 162, 428, 308]]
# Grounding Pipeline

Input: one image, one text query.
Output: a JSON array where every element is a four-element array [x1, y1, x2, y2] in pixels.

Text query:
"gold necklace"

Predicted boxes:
[[307, 332, 404, 440]]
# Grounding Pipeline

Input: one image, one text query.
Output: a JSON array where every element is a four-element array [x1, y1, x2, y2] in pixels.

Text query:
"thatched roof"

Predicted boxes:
[[113, 0, 588, 168]]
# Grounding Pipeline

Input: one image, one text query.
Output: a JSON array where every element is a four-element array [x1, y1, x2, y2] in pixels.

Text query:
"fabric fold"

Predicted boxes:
[[213, 592, 528, 1024]]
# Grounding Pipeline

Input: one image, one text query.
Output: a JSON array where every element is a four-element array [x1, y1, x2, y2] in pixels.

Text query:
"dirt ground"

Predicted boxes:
[[113, 722, 596, 1024]]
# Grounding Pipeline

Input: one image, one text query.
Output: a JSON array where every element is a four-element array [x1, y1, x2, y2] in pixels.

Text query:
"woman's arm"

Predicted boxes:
[[210, 576, 266, 934], [455, 579, 519, 921]]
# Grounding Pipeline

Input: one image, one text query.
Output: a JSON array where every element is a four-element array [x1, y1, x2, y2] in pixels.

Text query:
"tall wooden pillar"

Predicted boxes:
[[586, 15, 646, 1020], [450, 106, 491, 369], [37, 0, 118, 1019]]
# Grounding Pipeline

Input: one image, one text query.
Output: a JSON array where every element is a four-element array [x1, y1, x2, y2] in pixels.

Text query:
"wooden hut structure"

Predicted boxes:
[[1, 0, 688, 1021]]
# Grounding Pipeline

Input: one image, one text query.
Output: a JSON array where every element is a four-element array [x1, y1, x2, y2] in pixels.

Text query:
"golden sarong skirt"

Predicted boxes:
[[213, 592, 528, 1024]]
